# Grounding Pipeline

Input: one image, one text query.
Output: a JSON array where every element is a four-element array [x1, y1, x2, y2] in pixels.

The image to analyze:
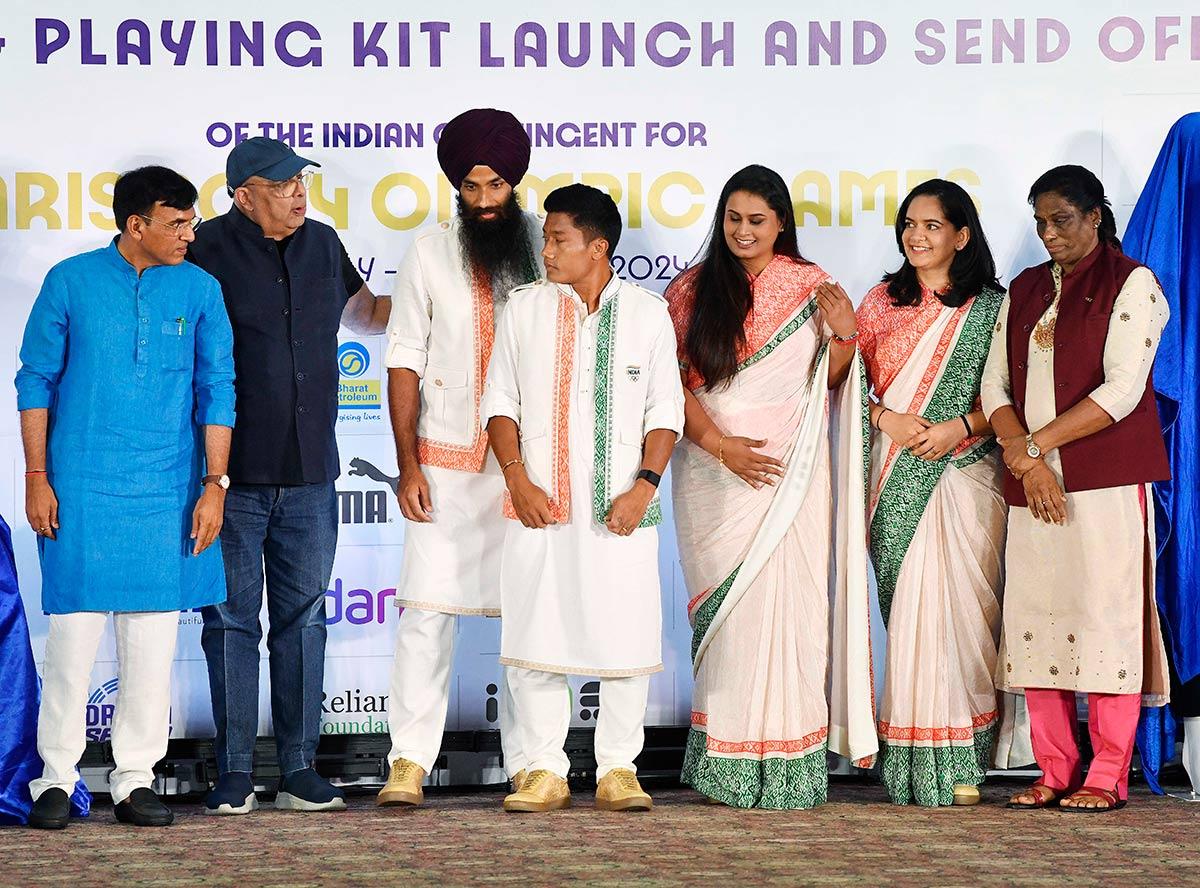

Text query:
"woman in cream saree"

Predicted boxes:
[[666, 165, 876, 809], [858, 179, 1024, 807]]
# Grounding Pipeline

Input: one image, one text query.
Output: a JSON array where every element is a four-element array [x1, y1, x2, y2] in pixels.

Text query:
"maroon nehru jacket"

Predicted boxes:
[[1003, 241, 1170, 507]]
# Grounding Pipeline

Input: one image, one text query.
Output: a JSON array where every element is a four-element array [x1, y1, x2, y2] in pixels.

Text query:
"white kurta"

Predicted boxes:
[[385, 212, 543, 616], [482, 274, 684, 676], [395, 459, 507, 616], [981, 265, 1170, 697]]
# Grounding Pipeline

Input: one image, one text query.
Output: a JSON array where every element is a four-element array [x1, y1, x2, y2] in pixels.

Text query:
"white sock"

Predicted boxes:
[[1183, 718, 1200, 794]]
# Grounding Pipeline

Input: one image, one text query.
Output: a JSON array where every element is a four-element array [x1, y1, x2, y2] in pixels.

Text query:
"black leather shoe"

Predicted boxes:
[[114, 788, 174, 826], [28, 787, 70, 829]]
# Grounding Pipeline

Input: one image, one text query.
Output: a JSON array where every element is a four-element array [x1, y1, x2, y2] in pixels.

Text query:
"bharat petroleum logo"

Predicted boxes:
[[338, 342, 370, 379]]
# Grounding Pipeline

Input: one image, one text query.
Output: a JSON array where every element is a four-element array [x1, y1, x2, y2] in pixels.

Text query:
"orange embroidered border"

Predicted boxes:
[[858, 283, 947, 398], [871, 310, 962, 513], [666, 259, 827, 391], [877, 710, 998, 744], [417, 268, 495, 473], [691, 711, 829, 756], [503, 291, 574, 522]]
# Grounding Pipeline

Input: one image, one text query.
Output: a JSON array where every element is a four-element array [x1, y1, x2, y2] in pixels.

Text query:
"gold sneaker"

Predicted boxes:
[[376, 758, 425, 807], [502, 769, 571, 813], [595, 769, 652, 812], [510, 769, 528, 793]]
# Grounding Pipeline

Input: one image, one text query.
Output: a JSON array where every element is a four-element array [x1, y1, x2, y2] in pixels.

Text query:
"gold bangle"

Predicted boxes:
[[500, 457, 524, 473], [718, 435, 726, 468]]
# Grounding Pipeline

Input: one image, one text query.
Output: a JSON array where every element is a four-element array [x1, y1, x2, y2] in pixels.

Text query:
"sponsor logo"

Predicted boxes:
[[337, 340, 381, 411], [320, 687, 389, 735], [338, 341, 370, 379], [485, 682, 500, 723], [337, 457, 397, 525], [625, 364, 641, 382], [325, 577, 396, 625], [86, 678, 120, 742], [87, 678, 172, 741], [578, 680, 601, 722]]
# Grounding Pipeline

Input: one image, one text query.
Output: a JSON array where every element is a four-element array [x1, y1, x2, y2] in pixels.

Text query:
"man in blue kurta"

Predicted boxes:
[[15, 166, 236, 829]]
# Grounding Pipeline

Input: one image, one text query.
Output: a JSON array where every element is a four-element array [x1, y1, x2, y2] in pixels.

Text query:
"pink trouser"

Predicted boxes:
[[1024, 688, 1141, 800]]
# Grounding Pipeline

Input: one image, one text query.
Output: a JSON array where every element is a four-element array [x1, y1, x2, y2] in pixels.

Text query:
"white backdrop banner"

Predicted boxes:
[[0, 1, 1195, 748]]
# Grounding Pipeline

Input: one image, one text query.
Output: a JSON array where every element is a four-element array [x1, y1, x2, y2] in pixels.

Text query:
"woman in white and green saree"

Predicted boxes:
[[666, 165, 877, 809], [857, 179, 1025, 807]]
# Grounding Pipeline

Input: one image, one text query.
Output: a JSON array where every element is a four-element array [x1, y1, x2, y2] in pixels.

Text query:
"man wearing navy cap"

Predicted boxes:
[[189, 137, 389, 814]]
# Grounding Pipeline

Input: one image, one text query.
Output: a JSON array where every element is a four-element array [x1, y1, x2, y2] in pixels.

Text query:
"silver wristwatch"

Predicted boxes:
[[1024, 434, 1042, 460]]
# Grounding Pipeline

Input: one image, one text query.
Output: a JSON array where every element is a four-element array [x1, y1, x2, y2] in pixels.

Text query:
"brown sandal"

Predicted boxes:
[[1006, 783, 1059, 809], [1059, 786, 1126, 813]]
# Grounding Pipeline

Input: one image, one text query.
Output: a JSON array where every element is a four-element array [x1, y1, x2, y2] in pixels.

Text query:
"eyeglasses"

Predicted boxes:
[[243, 171, 314, 198], [139, 214, 202, 235]]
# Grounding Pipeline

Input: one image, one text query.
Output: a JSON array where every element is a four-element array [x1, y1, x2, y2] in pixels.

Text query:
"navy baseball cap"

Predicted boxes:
[[226, 137, 320, 189]]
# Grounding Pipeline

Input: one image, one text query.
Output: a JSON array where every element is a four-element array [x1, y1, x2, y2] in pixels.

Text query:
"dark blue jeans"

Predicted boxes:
[[201, 482, 337, 775]]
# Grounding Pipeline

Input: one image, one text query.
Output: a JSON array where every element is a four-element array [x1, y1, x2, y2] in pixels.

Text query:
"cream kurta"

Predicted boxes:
[[981, 266, 1170, 697], [482, 274, 684, 676], [385, 213, 544, 616]]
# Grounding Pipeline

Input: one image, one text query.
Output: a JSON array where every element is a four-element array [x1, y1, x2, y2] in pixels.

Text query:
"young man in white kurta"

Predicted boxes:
[[379, 108, 542, 804], [482, 185, 684, 811]]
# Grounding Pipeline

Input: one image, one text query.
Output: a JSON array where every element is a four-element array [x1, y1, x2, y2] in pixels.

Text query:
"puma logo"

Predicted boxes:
[[348, 457, 400, 495]]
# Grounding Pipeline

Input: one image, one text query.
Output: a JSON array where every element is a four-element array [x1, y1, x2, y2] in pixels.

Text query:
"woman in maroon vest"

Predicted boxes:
[[980, 165, 1171, 812]]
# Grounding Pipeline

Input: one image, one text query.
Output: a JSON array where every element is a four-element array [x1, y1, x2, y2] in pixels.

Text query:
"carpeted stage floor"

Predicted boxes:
[[3, 779, 1199, 887]]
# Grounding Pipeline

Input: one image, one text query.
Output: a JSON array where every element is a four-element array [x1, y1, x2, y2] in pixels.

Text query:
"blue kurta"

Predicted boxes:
[[15, 239, 236, 613]]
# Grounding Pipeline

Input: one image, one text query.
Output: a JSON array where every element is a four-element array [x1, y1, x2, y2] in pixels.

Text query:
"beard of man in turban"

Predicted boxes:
[[439, 108, 537, 299], [457, 182, 537, 300]]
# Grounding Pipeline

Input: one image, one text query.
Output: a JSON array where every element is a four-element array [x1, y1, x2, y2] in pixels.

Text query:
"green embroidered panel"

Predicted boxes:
[[952, 437, 998, 470], [690, 566, 740, 661], [591, 295, 661, 528], [736, 299, 819, 372], [879, 722, 998, 807], [868, 289, 1004, 625], [682, 728, 829, 809]]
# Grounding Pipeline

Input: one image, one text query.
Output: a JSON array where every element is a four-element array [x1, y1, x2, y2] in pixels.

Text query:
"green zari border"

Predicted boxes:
[[690, 566, 740, 661], [736, 299, 818, 373], [591, 295, 661, 528], [868, 289, 1004, 625], [682, 728, 829, 809], [879, 721, 998, 807]]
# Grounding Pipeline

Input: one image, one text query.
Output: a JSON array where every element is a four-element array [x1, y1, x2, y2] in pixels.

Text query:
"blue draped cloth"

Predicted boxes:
[[1125, 112, 1200, 794], [0, 515, 90, 825]]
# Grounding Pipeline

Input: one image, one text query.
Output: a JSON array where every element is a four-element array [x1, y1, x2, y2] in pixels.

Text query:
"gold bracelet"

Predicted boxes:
[[500, 457, 524, 473], [718, 435, 726, 468]]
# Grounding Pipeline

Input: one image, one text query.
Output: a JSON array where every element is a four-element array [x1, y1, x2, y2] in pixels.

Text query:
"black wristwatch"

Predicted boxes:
[[635, 468, 661, 489]]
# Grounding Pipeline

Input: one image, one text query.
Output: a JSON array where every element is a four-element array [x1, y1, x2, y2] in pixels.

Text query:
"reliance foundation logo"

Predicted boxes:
[[321, 688, 388, 735]]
